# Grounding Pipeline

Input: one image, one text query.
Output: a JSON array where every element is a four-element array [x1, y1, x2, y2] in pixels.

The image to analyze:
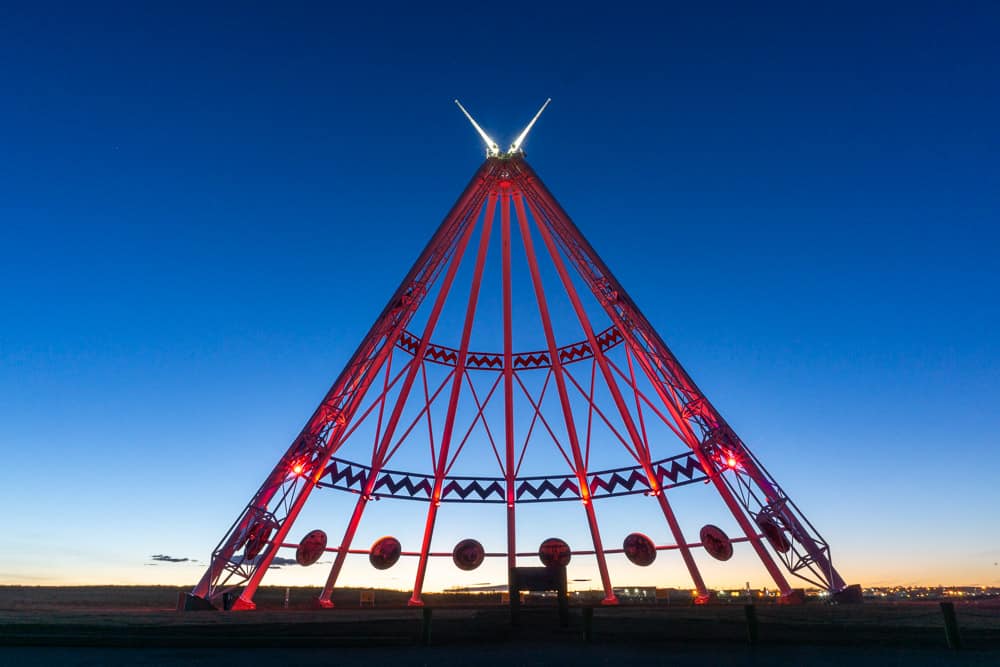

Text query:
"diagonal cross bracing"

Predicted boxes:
[[187, 147, 850, 612]]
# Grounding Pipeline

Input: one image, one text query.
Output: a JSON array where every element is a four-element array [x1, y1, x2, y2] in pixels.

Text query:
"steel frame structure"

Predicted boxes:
[[188, 140, 849, 611]]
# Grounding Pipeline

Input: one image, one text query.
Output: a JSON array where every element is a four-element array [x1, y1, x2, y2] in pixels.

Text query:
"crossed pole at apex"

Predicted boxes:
[[455, 98, 551, 158]]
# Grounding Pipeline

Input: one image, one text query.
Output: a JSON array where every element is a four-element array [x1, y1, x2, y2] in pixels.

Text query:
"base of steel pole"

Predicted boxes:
[[228, 595, 256, 611], [177, 592, 217, 611], [832, 584, 864, 604], [778, 589, 805, 605]]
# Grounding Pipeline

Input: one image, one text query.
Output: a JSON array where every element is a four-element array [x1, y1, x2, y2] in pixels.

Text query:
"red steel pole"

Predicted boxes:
[[501, 188, 517, 576], [409, 192, 497, 605], [192, 160, 497, 608], [514, 161, 795, 595], [316, 168, 497, 606], [520, 161, 838, 589], [523, 193, 710, 601], [512, 190, 618, 605]]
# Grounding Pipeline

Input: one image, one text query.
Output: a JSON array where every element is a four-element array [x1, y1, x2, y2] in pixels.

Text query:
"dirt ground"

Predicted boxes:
[[1, 586, 998, 665]]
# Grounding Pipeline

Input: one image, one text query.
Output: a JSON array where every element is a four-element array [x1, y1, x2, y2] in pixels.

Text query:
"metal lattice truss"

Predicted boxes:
[[189, 153, 849, 610]]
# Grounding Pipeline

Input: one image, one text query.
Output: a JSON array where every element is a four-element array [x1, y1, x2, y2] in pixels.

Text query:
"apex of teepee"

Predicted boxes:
[[455, 98, 551, 158]]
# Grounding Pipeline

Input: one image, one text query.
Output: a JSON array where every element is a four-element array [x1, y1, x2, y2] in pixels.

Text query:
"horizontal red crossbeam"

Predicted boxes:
[[276, 536, 755, 557]]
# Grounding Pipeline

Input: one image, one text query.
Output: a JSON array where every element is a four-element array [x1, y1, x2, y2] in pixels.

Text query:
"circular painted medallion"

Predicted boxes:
[[700, 524, 734, 561], [452, 538, 485, 571], [295, 529, 328, 566], [538, 537, 572, 568], [369, 536, 402, 570], [623, 532, 657, 566]]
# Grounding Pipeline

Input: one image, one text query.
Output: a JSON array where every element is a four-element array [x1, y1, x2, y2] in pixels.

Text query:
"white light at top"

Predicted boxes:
[[508, 98, 551, 154], [454, 100, 500, 157]]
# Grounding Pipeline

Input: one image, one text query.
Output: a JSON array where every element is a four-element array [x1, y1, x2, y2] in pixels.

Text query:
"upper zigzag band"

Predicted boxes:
[[317, 453, 705, 503]]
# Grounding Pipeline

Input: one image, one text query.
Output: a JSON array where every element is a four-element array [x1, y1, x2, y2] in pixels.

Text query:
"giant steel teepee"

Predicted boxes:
[[185, 101, 855, 610]]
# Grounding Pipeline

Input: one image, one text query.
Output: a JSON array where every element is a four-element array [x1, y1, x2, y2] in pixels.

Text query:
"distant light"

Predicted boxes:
[[292, 463, 304, 475], [726, 456, 737, 468]]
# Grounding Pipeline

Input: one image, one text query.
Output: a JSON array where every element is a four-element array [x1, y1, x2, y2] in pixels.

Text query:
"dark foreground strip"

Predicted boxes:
[[1, 608, 998, 650]]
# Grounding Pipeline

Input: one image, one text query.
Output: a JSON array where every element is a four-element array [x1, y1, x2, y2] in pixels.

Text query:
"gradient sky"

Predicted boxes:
[[2, 2, 999, 592]]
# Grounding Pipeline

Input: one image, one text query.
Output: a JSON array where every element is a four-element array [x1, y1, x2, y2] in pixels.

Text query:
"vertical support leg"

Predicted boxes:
[[191, 160, 497, 609], [653, 491, 709, 601], [318, 493, 369, 606], [409, 193, 497, 606], [525, 194, 709, 600], [517, 168, 793, 596], [512, 191, 617, 605], [606, 303, 793, 595], [317, 194, 486, 606], [501, 190, 518, 579], [617, 331, 793, 595]]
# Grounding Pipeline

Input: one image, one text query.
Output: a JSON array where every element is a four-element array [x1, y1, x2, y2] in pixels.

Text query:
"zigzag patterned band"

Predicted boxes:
[[316, 452, 706, 503]]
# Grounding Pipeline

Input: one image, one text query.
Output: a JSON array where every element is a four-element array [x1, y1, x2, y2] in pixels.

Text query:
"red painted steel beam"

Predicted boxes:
[[191, 160, 498, 607], [501, 188, 517, 576], [523, 192, 709, 600], [315, 181, 491, 607], [512, 188, 618, 605], [409, 192, 498, 605], [523, 176, 845, 589], [512, 159, 803, 596]]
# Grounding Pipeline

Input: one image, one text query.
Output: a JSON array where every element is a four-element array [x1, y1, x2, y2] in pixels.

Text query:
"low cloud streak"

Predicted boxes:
[[150, 554, 198, 564]]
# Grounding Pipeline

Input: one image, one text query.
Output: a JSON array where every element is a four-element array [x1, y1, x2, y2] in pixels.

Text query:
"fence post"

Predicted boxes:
[[582, 607, 593, 643], [557, 566, 569, 628], [421, 607, 433, 646], [744, 604, 759, 645], [509, 567, 521, 627], [940, 602, 961, 650]]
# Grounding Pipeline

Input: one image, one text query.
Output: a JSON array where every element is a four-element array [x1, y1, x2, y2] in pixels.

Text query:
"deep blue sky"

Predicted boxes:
[[1, 2, 998, 589]]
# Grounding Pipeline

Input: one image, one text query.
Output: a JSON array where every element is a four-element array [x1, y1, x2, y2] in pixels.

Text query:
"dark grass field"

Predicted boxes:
[[1, 586, 998, 665]]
